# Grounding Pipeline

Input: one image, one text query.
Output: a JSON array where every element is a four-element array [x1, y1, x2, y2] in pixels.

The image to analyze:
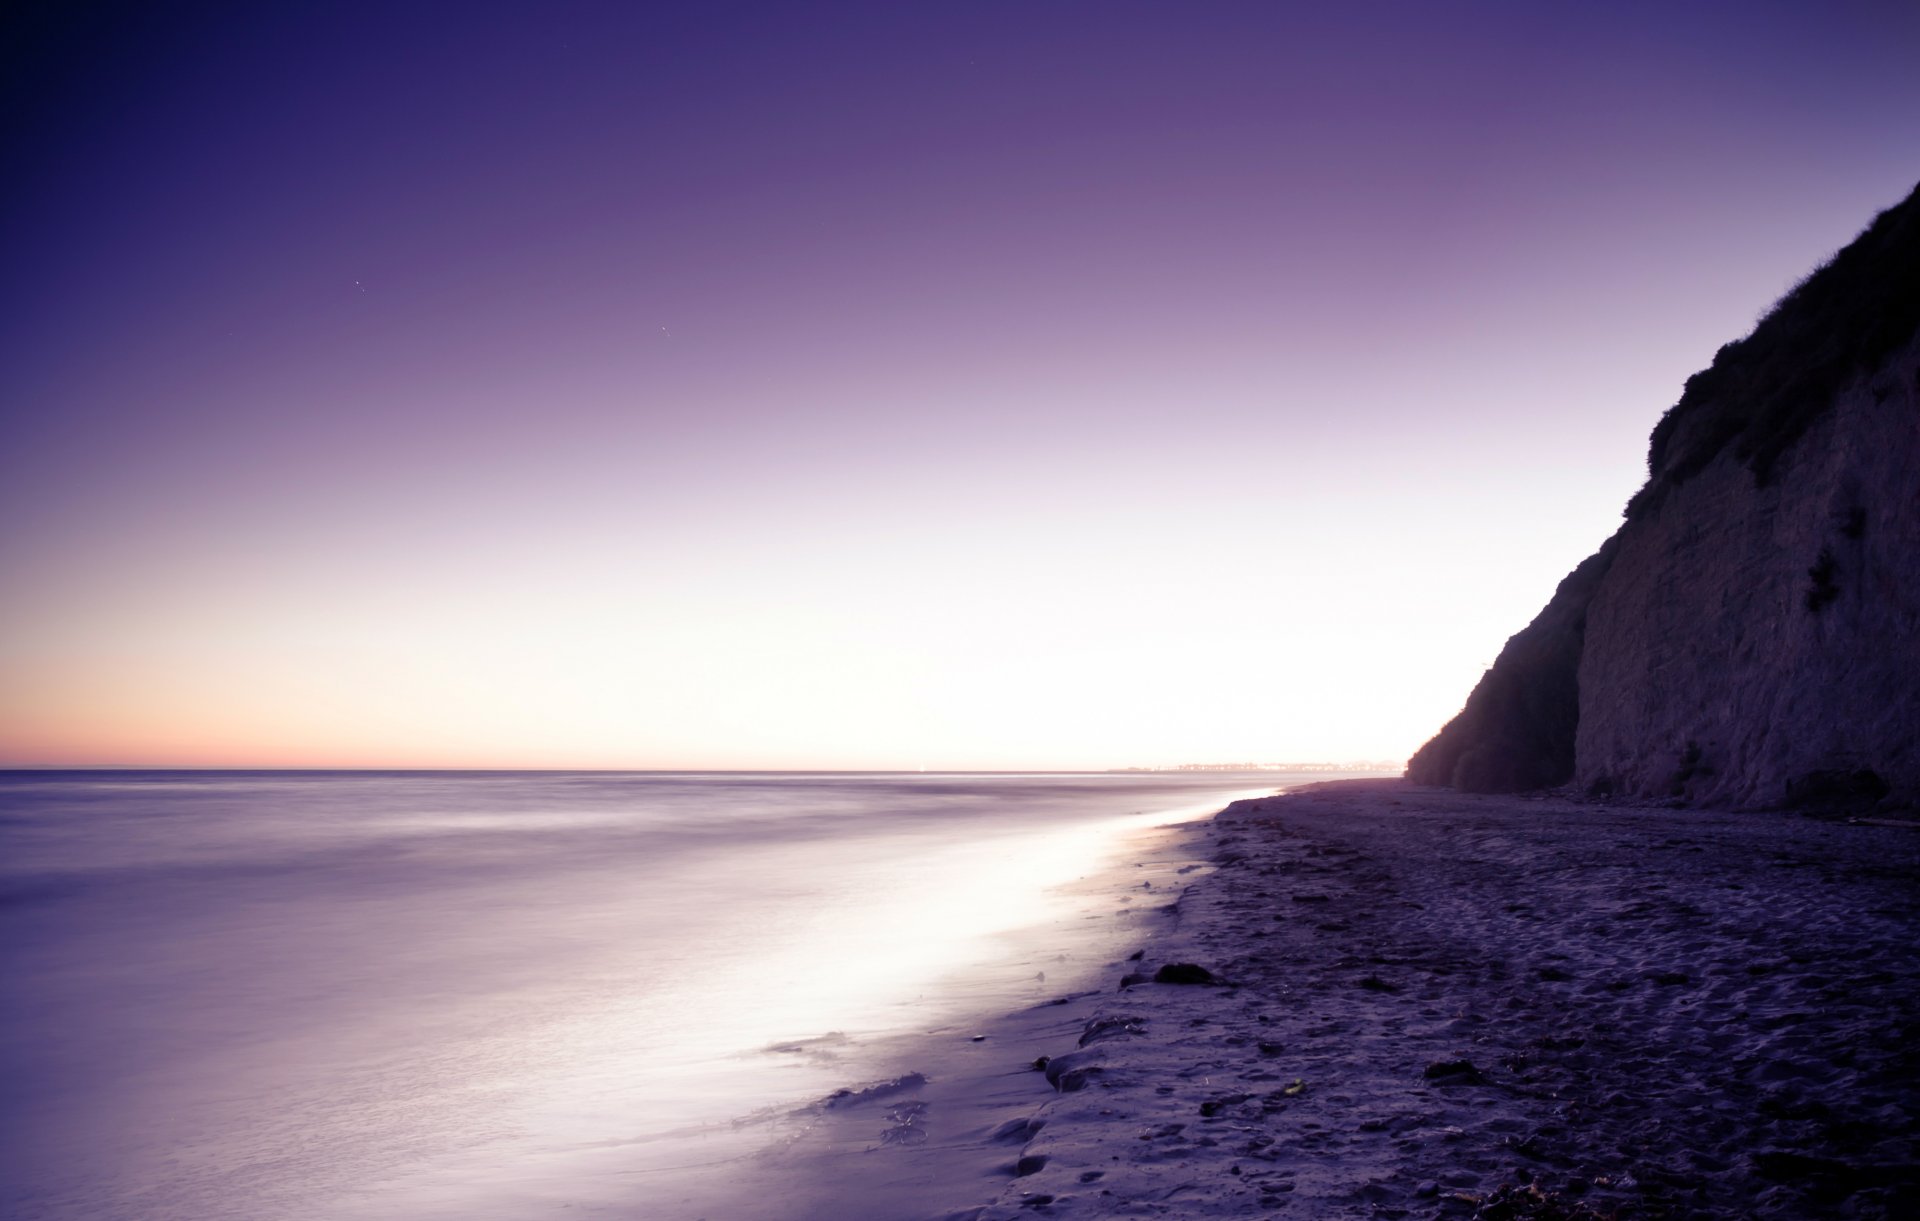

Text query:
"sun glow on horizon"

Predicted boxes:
[[4, 3, 1916, 770]]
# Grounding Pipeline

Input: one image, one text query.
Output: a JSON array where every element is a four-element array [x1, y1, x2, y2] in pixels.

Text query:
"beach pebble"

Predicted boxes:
[[1152, 962, 1216, 985], [1423, 1059, 1487, 1084]]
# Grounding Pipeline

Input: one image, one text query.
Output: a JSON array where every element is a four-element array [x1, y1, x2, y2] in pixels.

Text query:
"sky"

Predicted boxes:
[[2, 0, 1916, 770]]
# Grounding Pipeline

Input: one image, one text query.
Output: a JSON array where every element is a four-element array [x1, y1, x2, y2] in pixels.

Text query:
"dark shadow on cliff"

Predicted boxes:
[[1405, 539, 1618, 793]]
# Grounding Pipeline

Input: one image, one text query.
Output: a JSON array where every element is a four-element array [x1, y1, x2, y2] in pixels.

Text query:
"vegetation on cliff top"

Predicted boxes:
[[1628, 180, 1920, 519]]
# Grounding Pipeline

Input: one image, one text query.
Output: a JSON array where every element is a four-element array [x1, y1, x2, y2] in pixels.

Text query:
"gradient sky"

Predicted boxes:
[[3, 1, 1916, 769]]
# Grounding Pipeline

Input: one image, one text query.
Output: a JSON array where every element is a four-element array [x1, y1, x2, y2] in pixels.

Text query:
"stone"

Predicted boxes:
[[1152, 963, 1216, 985]]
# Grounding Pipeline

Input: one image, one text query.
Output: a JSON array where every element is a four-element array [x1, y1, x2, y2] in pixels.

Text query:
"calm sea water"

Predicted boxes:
[[0, 770, 1319, 1220]]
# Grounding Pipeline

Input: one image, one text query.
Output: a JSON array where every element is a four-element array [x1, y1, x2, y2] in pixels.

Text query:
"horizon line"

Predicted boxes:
[[0, 763, 1406, 775]]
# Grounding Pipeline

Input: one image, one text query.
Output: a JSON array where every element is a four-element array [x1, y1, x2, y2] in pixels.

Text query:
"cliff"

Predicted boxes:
[[1405, 540, 1617, 792], [1410, 182, 1920, 808]]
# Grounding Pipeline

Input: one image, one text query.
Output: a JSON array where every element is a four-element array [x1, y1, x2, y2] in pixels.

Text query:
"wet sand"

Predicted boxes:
[[750, 779, 1920, 1220]]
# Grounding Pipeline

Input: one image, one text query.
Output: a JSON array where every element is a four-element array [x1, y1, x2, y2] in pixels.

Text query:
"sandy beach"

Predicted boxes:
[[741, 779, 1920, 1221]]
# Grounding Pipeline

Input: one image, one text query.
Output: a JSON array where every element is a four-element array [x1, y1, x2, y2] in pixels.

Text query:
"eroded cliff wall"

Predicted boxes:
[[1409, 182, 1920, 808], [1405, 540, 1616, 793], [1575, 334, 1920, 806]]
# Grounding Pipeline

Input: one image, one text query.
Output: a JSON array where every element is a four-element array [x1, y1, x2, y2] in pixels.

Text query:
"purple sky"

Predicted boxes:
[[3, 1, 1917, 768]]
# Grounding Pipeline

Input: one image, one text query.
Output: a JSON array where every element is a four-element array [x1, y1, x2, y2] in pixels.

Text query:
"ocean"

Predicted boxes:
[[0, 769, 1333, 1219]]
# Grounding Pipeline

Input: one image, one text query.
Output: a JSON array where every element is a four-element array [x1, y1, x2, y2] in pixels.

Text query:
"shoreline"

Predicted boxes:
[[650, 795, 1241, 1220], [579, 787, 1266, 1221], [747, 778, 1920, 1220]]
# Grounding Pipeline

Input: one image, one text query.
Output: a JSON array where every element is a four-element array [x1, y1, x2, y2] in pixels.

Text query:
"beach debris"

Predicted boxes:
[[1281, 1078, 1306, 1097], [970, 1034, 987, 1042], [878, 1100, 928, 1146], [1469, 1181, 1620, 1219], [1152, 962, 1216, 985], [1423, 1059, 1488, 1084], [822, 1072, 927, 1108], [1506, 1132, 1550, 1160]]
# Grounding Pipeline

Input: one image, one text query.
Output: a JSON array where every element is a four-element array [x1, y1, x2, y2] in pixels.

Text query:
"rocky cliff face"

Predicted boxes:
[[1576, 331, 1920, 807], [1410, 183, 1920, 809]]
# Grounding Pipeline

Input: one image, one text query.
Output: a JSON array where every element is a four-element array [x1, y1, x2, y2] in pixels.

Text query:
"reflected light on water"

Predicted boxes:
[[339, 791, 1270, 1214], [0, 772, 1309, 1220]]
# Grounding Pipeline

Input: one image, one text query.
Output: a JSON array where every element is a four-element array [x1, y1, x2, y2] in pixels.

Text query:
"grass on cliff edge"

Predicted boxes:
[[1628, 179, 1920, 520]]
